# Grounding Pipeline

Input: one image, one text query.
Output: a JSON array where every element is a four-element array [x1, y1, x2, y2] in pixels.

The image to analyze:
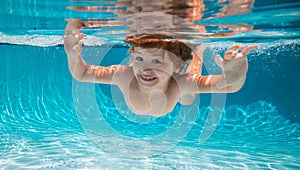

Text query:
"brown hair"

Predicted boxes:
[[125, 34, 193, 62]]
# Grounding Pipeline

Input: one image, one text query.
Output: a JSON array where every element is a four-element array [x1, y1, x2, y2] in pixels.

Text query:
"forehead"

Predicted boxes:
[[134, 47, 166, 55]]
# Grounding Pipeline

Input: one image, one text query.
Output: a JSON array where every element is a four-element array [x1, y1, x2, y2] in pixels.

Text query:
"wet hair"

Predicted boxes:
[[125, 34, 193, 62]]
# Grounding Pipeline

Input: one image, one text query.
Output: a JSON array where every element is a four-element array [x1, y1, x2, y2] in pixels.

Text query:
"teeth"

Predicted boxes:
[[141, 75, 156, 81]]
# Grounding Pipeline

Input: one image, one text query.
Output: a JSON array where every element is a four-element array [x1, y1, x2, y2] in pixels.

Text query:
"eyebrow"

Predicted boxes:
[[134, 51, 160, 55]]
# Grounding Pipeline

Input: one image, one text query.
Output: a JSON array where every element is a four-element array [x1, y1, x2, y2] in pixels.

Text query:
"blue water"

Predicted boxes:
[[1, 0, 300, 169]]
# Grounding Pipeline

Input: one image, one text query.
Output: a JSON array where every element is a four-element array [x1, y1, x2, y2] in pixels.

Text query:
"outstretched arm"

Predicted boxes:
[[63, 19, 130, 84], [64, 19, 87, 80], [181, 44, 259, 94]]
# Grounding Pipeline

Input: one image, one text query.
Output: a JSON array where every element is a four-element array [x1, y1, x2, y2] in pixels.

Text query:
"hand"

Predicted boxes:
[[63, 19, 86, 57], [214, 44, 259, 89], [63, 32, 86, 57]]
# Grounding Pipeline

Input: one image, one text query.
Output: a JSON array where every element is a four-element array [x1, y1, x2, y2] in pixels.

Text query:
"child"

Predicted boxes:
[[64, 19, 258, 117]]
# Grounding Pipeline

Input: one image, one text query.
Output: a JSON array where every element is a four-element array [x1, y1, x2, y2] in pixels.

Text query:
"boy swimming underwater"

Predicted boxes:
[[64, 19, 258, 117]]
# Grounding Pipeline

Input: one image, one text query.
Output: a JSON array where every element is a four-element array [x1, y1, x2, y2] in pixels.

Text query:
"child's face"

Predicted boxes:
[[131, 47, 178, 90]]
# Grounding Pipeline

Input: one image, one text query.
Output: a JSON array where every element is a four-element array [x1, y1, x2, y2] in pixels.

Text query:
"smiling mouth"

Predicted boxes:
[[139, 75, 157, 82]]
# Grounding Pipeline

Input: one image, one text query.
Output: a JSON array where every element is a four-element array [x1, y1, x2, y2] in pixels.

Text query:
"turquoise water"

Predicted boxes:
[[1, 0, 300, 169]]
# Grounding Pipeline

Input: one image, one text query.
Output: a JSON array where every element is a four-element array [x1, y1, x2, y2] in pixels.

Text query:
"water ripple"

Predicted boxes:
[[1, 43, 299, 169]]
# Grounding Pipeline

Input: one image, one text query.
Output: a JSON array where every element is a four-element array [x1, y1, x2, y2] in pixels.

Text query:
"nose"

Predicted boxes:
[[139, 68, 153, 75]]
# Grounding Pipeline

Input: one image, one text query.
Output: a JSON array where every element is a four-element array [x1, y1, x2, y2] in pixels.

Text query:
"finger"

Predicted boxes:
[[79, 33, 87, 39], [224, 50, 235, 60], [241, 45, 259, 56], [214, 55, 224, 67], [229, 44, 244, 51], [77, 40, 83, 51], [78, 39, 83, 44], [63, 35, 76, 44], [216, 79, 227, 89], [73, 33, 86, 41]]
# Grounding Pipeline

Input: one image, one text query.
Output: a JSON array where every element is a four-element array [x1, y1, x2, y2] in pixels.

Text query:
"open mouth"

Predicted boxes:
[[139, 75, 157, 82]]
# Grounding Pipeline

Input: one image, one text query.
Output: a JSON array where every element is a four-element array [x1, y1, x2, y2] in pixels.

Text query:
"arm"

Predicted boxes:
[[177, 44, 204, 105], [185, 74, 246, 93], [63, 19, 130, 84], [181, 44, 258, 94]]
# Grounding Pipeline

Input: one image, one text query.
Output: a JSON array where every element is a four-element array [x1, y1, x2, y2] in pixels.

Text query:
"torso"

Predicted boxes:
[[114, 67, 182, 116]]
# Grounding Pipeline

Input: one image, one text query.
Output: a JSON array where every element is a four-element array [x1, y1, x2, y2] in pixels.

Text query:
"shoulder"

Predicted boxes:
[[172, 73, 200, 95], [111, 65, 134, 85]]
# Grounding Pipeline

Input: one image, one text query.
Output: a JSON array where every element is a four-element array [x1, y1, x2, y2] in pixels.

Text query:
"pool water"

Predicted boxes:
[[1, 0, 300, 169]]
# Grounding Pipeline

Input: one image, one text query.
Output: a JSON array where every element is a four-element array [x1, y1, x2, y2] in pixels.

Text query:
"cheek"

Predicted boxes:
[[132, 64, 139, 75], [152, 65, 174, 76], [132, 61, 141, 69], [133, 69, 139, 77], [154, 69, 172, 78], [163, 64, 176, 75]]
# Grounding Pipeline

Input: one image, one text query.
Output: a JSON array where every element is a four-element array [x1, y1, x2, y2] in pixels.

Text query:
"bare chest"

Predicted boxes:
[[120, 80, 180, 116]]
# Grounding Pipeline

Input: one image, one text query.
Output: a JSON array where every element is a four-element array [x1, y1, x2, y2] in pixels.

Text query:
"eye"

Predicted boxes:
[[135, 56, 143, 61], [152, 59, 162, 64], [154, 25, 162, 29]]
